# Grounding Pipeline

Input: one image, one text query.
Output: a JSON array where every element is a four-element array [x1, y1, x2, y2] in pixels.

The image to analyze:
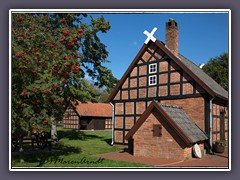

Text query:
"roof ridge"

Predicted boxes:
[[159, 103, 182, 109], [153, 100, 182, 109]]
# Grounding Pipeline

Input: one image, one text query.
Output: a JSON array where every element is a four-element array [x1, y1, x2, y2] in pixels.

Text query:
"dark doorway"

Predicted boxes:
[[93, 119, 105, 130], [80, 118, 105, 130]]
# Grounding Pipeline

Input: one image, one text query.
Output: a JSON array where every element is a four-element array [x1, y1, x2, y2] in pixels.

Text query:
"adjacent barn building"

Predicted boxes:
[[63, 101, 112, 130], [107, 19, 228, 160]]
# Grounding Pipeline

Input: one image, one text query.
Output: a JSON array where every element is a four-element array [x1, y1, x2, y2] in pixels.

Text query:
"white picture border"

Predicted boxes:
[[9, 9, 231, 172]]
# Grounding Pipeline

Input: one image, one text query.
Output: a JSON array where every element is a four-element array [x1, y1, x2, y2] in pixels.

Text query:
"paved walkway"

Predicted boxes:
[[96, 149, 229, 168]]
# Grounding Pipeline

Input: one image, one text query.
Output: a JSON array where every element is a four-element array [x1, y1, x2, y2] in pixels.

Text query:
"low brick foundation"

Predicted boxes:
[[132, 111, 204, 160]]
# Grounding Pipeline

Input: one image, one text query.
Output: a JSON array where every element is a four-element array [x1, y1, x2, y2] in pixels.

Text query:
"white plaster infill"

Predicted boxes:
[[143, 27, 158, 44]]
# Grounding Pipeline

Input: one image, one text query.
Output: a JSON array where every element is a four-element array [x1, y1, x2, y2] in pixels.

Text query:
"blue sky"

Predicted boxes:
[[90, 12, 229, 80]]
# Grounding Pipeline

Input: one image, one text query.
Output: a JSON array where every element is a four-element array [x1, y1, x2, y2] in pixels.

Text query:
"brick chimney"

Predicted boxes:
[[166, 18, 178, 56]]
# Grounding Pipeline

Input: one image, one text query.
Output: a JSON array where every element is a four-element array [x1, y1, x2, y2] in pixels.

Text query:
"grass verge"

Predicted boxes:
[[12, 128, 150, 168]]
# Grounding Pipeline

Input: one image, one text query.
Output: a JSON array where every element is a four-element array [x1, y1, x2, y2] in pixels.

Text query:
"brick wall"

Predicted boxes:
[[112, 42, 207, 145], [114, 97, 205, 144], [63, 105, 79, 129], [133, 111, 195, 160], [112, 45, 199, 103], [161, 97, 205, 130], [212, 102, 228, 142], [105, 118, 112, 129]]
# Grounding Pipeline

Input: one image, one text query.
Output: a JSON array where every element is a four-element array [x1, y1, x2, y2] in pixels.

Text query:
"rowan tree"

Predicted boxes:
[[12, 13, 117, 138]]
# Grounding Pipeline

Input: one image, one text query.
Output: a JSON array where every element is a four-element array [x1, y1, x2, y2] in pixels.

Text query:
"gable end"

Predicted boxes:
[[125, 101, 208, 146], [108, 39, 228, 103]]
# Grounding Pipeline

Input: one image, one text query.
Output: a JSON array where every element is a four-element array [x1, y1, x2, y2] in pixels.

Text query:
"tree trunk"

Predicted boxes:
[[51, 117, 58, 142], [19, 136, 25, 163]]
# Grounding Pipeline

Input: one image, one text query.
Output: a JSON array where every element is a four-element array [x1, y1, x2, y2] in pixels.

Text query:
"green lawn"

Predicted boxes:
[[11, 128, 150, 168]]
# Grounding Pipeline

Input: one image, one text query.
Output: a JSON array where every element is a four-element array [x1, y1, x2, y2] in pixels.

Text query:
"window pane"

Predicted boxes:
[[149, 75, 157, 85], [149, 63, 157, 74]]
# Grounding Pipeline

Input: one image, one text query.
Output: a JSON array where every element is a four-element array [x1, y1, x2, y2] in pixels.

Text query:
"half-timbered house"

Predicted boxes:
[[63, 101, 112, 130], [107, 19, 228, 160]]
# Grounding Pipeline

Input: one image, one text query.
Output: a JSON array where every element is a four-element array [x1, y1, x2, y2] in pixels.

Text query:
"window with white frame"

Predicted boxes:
[[149, 63, 157, 74], [149, 75, 157, 86]]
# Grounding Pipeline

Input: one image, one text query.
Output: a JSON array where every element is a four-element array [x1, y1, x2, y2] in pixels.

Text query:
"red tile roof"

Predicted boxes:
[[71, 101, 112, 118]]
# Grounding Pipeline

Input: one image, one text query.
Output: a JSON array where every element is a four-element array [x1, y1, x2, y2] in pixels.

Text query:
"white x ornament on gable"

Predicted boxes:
[[143, 27, 158, 44]]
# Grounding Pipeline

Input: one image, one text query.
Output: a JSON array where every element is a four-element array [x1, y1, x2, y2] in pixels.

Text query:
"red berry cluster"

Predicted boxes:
[[18, 17, 23, 22], [43, 89, 48, 94], [58, 70, 64, 75], [19, 66, 26, 69], [55, 99, 61, 103], [43, 120, 49, 124], [21, 92, 27, 97], [61, 18, 66, 24], [52, 64, 58, 73], [59, 38, 64, 42], [32, 70, 37, 74], [64, 56, 71, 60], [23, 56, 30, 63], [78, 29, 83, 37], [62, 30, 69, 36], [16, 53, 21, 58], [62, 78, 67, 83], [26, 114, 31, 119], [65, 62, 71, 67], [72, 64, 79, 74]]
